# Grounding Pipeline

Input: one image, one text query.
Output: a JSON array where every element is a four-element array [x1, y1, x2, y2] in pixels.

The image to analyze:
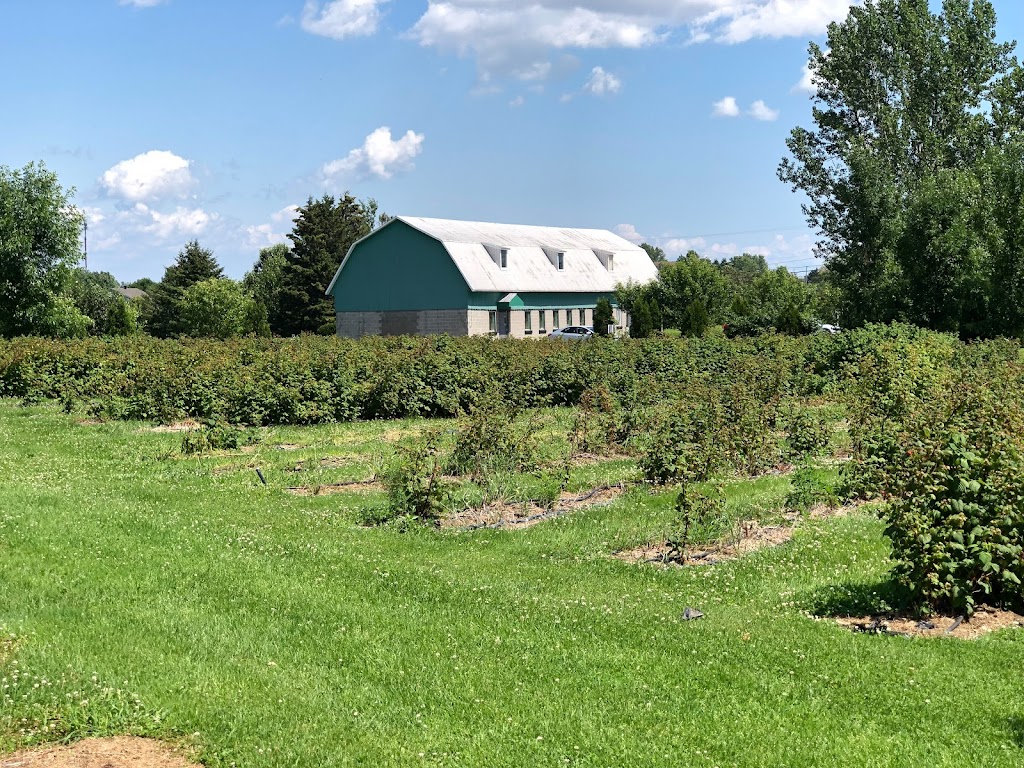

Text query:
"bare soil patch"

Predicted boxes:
[[285, 479, 383, 496], [273, 444, 304, 452], [615, 503, 857, 566], [444, 484, 626, 531], [833, 607, 1024, 640], [0, 737, 199, 768]]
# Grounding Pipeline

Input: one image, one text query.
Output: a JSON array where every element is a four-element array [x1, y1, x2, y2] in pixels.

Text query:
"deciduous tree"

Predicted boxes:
[[779, 0, 1023, 334], [0, 162, 89, 337]]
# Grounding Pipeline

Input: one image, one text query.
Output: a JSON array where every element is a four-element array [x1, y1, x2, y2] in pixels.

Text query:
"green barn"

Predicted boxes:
[[325, 216, 659, 338]]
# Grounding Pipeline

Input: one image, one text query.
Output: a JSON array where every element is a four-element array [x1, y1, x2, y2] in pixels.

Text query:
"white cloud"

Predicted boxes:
[[322, 126, 425, 181], [271, 205, 300, 224], [245, 206, 301, 248], [301, 0, 384, 40], [712, 96, 739, 117], [131, 203, 216, 239], [655, 230, 819, 270], [509, 95, 525, 107], [615, 223, 645, 244], [749, 99, 779, 121], [119, 0, 166, 6], [710, 0, 856, 45], [794, 49, 828, 93], [101, 150, 193, 202], [584, 66, 621, 96], [559, 93, 574, 103], [404, 1, 855, 82]]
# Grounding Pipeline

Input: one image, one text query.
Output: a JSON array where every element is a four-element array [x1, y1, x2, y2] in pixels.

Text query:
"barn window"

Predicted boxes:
[[557, 252, 564, 271], [499, 249, 509, 269], [488, 311, 497, 335], [566, 308, 574, 325], [524, 310, 533, 334], [553, 309, 560, 328], [539, 310, 547, 333]]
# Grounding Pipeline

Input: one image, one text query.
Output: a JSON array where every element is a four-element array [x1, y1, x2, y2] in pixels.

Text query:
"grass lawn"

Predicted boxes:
[[0, 402, 1022, 766]]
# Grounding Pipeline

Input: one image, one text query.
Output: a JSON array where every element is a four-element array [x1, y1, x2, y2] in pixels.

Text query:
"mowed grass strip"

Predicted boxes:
[[0, 403, 1022, 767]]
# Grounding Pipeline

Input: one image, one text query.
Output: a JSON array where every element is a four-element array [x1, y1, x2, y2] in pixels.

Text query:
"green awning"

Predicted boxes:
[[497, 293, 525, 309]]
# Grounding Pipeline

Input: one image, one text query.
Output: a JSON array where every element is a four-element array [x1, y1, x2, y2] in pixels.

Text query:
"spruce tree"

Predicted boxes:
[[149, 240, 224, 337], [593, 297, 614, 336], [273, 194, 376, 336]]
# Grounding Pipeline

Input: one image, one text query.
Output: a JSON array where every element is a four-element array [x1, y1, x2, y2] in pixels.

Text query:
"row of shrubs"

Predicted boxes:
[[0, 325, 957, 426], [4, 324, 1022, 618], [839, 331, 1024, 617]]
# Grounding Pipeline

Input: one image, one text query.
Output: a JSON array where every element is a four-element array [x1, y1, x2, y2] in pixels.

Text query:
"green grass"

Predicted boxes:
[[1, 402, 1022, 766]]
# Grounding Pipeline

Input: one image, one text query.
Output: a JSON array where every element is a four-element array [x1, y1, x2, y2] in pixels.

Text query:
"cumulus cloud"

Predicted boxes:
[[709, 0, 855, 44], [301, 0, 384, 39], [712, 96, 740, 117], [245, 205, 301, 248], [584, 66, 621, 96], [272, 205, 300, 224], [400, 1, 855, 82], [322, 127, 425, 181], [101, 150, 193, 202], [615, 223, 645, 244], [132, 204, 216, 239], [655, 230, 819, 269], [748, 99, 779, 121], [509, 95, 525, 107]]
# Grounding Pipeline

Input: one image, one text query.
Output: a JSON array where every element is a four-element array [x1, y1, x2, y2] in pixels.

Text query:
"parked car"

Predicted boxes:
[[817, 323, 842, 334], [548, 325, 594, 340]]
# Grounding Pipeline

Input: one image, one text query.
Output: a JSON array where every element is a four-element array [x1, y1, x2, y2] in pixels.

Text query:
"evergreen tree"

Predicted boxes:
[[680, 299, 710, 337], [630, 299, 654, 339], [243, 243, 289, 328], [593, 297, 614, 336], [274, 194, 376, 336], [149, 241, 224, 337]]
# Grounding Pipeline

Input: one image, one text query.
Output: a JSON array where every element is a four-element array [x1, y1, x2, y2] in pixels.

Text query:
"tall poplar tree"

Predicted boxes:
[[779, 0, 1024, 334]]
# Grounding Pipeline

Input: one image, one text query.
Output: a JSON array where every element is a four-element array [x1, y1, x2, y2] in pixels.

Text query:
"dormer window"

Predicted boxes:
[[543, 247, 566, 271], [499, 248, 508, 269], [594, 249, 615, 271]]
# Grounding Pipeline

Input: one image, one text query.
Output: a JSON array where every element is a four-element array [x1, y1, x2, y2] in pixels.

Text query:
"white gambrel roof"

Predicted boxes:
[[327, 216, 658, 295]]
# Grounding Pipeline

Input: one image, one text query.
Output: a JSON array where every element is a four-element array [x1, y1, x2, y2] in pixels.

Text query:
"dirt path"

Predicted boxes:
[[1, 737, 199, 768]]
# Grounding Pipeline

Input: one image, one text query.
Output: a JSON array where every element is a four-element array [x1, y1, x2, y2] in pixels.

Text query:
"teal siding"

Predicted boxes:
[[469, 292, 617, 310], [331, 221, 472, 312]]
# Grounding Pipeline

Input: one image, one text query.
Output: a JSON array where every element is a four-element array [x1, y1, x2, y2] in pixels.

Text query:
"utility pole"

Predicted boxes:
[[83, 219, 88, 271]]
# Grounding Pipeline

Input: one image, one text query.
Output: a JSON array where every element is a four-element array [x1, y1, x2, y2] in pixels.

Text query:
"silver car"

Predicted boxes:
[[547, 325, 594, 340]]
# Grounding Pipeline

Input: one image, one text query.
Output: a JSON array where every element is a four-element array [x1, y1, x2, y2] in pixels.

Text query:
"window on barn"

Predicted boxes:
[[500, 249, 509, 269], [524, 310, 533, 334], [566, 309, 574, 325], [553, 309, 560, 328], [488, 311, 496, 335], [557, 252, 564, 271], [539, 310, 546, 333]]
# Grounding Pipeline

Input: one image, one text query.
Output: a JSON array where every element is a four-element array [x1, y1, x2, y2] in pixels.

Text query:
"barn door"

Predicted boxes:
[[497, 309, 511, 337]]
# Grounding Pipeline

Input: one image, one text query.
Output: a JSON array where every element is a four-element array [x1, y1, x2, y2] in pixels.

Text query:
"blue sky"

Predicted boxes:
[[4, 0, 1023, 282]]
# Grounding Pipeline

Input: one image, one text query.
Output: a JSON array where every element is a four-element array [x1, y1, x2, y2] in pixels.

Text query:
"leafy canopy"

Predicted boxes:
[[0, 162, 88, 338]]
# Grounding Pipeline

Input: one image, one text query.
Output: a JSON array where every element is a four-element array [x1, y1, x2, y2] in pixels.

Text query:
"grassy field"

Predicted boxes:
[[1, 401, 1022, 767]]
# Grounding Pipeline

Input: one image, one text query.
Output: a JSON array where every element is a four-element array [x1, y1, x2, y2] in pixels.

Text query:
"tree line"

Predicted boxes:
[[0, 160, 383, 339], [9, 0, 1024, 348], [615, 250, 835, 338]]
